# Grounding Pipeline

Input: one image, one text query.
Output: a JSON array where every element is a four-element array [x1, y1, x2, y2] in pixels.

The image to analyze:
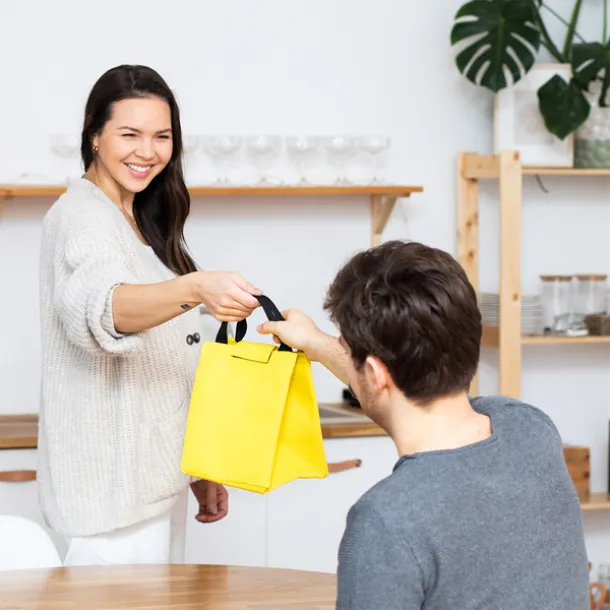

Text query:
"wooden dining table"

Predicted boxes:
[[0, 564, 337, 609]]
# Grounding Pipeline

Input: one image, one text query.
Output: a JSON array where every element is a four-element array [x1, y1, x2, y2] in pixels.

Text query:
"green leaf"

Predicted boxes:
[[572, 41, 610, 107], [537, 75, 590, 139], [451, 0, 541, 92]]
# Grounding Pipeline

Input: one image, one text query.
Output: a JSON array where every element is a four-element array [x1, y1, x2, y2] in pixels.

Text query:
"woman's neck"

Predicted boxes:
[[84, 164, 135, 215]]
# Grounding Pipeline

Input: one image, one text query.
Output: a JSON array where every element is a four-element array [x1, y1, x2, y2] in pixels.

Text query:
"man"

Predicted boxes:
[[257, 240, 589, 610]]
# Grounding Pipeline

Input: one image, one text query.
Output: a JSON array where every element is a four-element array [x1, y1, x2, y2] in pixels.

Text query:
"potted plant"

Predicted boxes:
[[451, 0, 610, 167]]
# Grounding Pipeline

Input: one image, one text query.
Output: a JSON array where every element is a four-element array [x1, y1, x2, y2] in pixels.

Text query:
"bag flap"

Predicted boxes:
[[228, 341, 278, 364]]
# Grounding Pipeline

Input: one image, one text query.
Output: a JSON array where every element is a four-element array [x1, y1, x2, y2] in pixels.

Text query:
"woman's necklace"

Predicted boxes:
[[118, 205, 137, 228], [116, 204, 147, 244], [84, 172, 147, 244]]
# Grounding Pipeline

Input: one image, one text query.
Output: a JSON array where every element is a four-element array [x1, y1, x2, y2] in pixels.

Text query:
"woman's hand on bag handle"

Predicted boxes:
[[257, 308, 351, 385], [190, 479, 229, 523], [112, 270, 262, 333], [187, 270, 262, 322]]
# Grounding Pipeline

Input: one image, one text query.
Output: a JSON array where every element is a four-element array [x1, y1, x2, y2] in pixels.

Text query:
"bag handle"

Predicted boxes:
[[215, 295, 293, 352]]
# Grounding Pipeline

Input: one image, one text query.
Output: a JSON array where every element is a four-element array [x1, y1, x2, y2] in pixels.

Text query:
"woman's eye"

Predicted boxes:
[[158, 135, 171, 140], [122, 133, 136, 138]]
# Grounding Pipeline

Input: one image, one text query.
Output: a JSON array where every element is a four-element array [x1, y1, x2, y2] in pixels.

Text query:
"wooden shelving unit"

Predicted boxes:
[[0, 184, 423, 247], [457, 151, 610, 398], [458, 152, 610, 513], [581, 493, 610, 511]]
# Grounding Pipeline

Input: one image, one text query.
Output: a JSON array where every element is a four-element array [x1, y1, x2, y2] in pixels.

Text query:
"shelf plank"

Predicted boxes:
[[522, 334, 610, 345], [481, 325, 610, 347], [523, 167, 610, 176], [580, 493, 610, 511], [0, 184, 423, 199], [460, 152, 610, 179], [0, 414, 38, 449]]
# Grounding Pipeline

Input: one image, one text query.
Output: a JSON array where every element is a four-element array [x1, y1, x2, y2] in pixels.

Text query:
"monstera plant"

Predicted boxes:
[[451, 0, 610, 139]]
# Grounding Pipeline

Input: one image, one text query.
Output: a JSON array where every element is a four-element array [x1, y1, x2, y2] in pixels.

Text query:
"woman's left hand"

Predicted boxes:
[[190, 479, 229, 523]]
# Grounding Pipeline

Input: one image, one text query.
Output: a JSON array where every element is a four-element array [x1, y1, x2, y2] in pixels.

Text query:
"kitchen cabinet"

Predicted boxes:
[[0, 448, 67, 558], [184, 436, 397, 572], [266, 436, 397, 573], [184, 484, 267, 567]]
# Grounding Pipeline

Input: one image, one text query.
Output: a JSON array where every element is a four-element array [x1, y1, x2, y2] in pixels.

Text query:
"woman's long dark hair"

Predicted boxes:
[[81, 64, 197, 275]]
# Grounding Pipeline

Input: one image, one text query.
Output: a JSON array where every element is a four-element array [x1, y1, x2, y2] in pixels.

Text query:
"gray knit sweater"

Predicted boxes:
[[38, 178, 201, 537], [336, 396, 589, 609]]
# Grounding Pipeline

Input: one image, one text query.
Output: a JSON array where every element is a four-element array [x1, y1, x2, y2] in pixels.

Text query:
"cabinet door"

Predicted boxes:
[[267, 436, 397, 573], [0, 449, 67, 558], [184, 484, 267, 567]]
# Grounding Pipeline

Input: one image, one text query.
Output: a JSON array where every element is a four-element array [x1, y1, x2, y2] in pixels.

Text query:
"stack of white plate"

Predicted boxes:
[[478, 293, 544, 335]]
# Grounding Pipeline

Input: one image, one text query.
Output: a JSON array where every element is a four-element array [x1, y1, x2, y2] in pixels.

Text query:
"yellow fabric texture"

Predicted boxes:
[[181, 338, 328, 493]]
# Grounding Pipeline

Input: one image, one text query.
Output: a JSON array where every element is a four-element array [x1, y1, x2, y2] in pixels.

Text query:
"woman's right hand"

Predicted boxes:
[[188, 270, 262, 322]]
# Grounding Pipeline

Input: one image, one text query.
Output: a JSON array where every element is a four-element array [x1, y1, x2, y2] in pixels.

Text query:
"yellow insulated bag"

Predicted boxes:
[[181, 295, 328, 493]]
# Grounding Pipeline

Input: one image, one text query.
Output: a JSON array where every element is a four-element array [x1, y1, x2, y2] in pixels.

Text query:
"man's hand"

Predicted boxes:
[[190, 480, 229, 523], [257, 308, 351, 385], [256, 308, 327, 360]]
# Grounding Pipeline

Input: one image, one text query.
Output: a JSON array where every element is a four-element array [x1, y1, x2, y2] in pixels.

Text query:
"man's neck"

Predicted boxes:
[[386, 393, 492, 456]]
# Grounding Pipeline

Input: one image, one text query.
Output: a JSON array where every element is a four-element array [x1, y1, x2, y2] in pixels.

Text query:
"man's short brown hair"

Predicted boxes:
[[324, 240, 481, 405]]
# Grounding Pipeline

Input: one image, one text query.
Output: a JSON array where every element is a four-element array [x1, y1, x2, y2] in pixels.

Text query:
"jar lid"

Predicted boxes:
[[539, 274, 572, 282], [575, 274, 607, 281]]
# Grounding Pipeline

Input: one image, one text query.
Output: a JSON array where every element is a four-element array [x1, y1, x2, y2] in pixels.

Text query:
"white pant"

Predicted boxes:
[[63, 491, 188, 566]]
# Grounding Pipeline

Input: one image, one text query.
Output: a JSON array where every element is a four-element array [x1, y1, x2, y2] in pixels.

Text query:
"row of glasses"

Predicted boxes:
[[186, 135, 391, 186], [47, 133, 392, 186]]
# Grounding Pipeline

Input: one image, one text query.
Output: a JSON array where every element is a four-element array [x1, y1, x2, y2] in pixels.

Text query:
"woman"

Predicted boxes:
[[38, 64, 262, 565]]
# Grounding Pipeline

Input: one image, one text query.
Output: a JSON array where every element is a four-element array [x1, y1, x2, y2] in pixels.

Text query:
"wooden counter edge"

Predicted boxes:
[[321, 421, 386, 438], [0, 408, 385, 449], [0, 414, 39, 450]]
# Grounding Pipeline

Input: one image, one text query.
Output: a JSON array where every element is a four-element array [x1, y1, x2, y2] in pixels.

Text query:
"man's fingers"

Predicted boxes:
[[257, 321, 279, 335]]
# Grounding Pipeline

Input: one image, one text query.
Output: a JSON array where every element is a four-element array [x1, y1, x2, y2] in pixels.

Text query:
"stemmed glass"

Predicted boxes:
[[182, 135, 202, 183], [50, 135, 81, 184], [245, 136, 282, 185], [201, 136, 242, 185], [285, 136, 319, 185], [358, 136, 391, 184], [323, 136, 357, 185]]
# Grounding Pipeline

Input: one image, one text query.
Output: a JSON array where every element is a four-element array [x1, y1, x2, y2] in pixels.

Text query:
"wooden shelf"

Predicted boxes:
[[482, 325, 610, 348], [0, 183, 423, 248], [0, 184, 422, 199], [0, 414, 38, 449], [522, 168, 610, 176], [459, 151, 610, 396], [460, 152, 610, 179], [580, 493, 610, 511]]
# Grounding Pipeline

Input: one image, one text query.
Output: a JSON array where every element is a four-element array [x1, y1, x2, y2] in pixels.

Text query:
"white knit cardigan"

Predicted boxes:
[[38, 178, 201, 537]]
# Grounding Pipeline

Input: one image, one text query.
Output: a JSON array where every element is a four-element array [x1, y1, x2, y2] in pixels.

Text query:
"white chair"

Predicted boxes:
[[0, 515, 62, 571]]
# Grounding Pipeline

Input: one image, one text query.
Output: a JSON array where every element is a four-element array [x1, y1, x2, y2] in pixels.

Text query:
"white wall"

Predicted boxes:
[[1, 0, 610, 566]]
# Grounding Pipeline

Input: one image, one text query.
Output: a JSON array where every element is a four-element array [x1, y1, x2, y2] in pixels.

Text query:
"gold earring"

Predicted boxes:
[[93, 145, 99, 153]]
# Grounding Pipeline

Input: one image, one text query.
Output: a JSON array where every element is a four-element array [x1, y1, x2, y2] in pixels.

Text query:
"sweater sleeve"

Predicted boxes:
[[53, 229, 145, 356], [336, 501, 425, 610]]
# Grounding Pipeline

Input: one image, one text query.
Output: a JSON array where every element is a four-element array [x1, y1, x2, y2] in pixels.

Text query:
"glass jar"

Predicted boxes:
[[573, 275, 608, 328], [540, 275, 572, 335]]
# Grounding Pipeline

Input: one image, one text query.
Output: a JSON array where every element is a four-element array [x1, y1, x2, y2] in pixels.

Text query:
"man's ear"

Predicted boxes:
[[364, 355, 391, 392]]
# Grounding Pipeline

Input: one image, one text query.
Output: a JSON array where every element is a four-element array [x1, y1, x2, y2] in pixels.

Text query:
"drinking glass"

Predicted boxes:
[[245, 136, 282, 185], [323, 136, 357, 185], [285, 136, 319, 185], [202, 136, 242, 185], [358, 135, 391, 184]]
